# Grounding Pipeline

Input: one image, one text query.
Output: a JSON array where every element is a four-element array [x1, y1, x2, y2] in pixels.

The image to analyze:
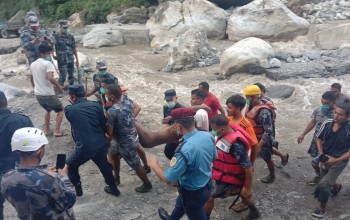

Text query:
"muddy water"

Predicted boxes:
[[2, 41, 350, 219]]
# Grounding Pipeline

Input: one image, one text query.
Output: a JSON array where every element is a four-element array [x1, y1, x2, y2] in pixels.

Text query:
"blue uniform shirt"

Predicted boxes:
[[164, 129, 217, 190]]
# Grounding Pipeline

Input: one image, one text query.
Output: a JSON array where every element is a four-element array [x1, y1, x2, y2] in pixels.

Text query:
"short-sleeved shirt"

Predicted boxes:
[[54, 32, 77, 64], [204, 92, 222, 119], [311, 107, 334, 136], [30, 58, 56, 96], [0, 109, 33, 173], [316, 119, 350, 158], [194, 109, 209, 131], [227, 116, 258, 146], [336, 93, 348, 106], [106, 99, 138, 146], [1, 164, 76, 220], [164, 130, 217, 190], [64, 98, 108, 153]]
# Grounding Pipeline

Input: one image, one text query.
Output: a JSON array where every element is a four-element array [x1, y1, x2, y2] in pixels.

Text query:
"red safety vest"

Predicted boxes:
[[245, 99, 276, 140], [212, 127, 251, 186]]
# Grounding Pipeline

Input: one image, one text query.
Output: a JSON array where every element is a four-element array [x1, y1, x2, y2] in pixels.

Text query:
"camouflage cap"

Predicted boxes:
[[26, 11, 37, 18], [58, 19, 69, 28], [28, 16, 39, 26], [96, 60, 107, 69]]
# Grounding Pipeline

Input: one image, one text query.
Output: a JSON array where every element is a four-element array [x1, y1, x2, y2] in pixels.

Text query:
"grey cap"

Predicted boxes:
[[58, 19, 69, 28], [96, 60, 107, 69], [28, 16, 39, 26]]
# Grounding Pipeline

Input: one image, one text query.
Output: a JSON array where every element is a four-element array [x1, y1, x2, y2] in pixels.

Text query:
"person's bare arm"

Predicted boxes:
[[243, 167, 253, 197], [47, 71, 63, 93], [191, 104, 212, 113], [219, 106, 226, 116], [133, 101, 141, 117], [106, 127, 113, 143], [316, 137, 324, 155], [297, 118, 316, 144], [87, 87, 97, 97], [148, 155, 171, 184], [73, 48, 79, 67]]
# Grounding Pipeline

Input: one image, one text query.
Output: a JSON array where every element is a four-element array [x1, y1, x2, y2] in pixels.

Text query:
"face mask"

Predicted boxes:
[[63, 28, 69, 34], [321, 104, 330, 110], [44, 56, 52, 62], [100, 87, 105, 95], [246, 100, 251, 105], [98, 71, 107, 76], [212, 129, 218, 136], [166, 102, 176, 108]]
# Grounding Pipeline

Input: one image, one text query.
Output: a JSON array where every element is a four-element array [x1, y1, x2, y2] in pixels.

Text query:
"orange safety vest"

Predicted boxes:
[[244, 99, 276, 140], [212, 126, 251, 186]]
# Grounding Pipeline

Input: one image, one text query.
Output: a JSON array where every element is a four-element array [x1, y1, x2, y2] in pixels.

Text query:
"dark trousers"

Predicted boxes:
[[0, 173, 4, 220], [164, 143, 179, 160], [58, 62, 74, 86], [169, 182, 211, 220], [67, 148, 115, 187]]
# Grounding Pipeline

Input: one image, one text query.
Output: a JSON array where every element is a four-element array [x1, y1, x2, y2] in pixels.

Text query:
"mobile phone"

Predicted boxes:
[[55, 154, 66, 170]]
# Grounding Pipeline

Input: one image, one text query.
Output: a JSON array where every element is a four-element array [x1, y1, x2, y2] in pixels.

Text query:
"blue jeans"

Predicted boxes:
[[169, 182, 211, 220]]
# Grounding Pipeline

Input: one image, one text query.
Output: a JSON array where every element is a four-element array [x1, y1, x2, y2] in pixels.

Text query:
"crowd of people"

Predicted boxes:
[[0, 13, 350, 220]]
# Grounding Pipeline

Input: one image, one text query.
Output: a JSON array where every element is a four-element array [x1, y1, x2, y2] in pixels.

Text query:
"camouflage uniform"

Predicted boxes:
[[1, 164, 76, 220], [20, 29, 55, 64], [255, 108, 274, 161], [54, 32, 77, 86], [106, 98, 141, 170]]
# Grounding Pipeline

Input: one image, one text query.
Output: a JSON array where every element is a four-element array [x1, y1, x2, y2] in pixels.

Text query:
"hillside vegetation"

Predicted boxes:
[[0, 0, 158, 24]]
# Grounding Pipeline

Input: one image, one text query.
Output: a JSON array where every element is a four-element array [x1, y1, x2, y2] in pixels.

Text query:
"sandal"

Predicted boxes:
[[282, 153, 289, 166], [230, 202, 248, 213], [54, 132, 68, 138]]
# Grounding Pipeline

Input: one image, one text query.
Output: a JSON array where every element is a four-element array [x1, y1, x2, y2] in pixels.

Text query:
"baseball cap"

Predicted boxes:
[[58, 19, 69, 28], [28, 16, 39, 27], [96, 60, 107, 69]]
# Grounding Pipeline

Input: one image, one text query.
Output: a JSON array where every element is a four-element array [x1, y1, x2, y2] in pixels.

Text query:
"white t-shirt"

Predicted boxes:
[[30, 58, 56, 96], [195, 109, 209, 131]]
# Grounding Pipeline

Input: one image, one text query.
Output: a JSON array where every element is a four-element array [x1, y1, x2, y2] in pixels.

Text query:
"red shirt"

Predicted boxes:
[[204, 92, 222, 119]]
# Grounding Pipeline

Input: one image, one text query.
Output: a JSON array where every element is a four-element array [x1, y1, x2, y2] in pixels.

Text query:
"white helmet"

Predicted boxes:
[[11, 127, 49, 152]]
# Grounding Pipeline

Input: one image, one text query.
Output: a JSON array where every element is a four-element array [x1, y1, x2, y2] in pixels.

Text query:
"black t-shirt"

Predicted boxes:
[[163, 102, 184, 125], [316, 119, 350, 158]]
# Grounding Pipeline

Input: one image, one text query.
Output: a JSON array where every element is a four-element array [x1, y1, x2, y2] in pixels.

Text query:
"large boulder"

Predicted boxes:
[[107, 7, 148, 24], [220, 37, 274, 77], [8, 10, 26, 26], [68, 13, 83, 27], [266, 85, 295, 99], [146, 0, 228, 47], [227, 0, 310, 42], [0, 82, 27, 101], [315, 22, 350, 50], [82, 26, 124, 48], [164, 28, 219, 72]]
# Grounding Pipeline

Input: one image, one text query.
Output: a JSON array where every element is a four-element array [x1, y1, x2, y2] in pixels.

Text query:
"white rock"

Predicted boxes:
[[0, 82, 27, 101], [227, 0, 310, 41], [146, 0, 228, 47], [316, 23, 350, 49], [68, 13, 83, 27], [82, 26, 124, 48], [269, 58, 282, 68], [220, 37, 274, 77]]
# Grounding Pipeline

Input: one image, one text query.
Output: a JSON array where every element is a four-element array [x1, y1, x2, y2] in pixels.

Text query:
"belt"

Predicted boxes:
[[178, 180, 211, 196]]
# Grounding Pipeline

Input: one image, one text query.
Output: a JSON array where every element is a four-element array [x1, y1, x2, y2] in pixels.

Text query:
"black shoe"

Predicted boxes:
[[158, 207, 169, 220], [104, 185, 120, 197], [115, 176, 120, 186], [135, 182, 152, 193], [75, 182, 83, 197], [242, 209, 261, 220], [144, 166, 151, 174]]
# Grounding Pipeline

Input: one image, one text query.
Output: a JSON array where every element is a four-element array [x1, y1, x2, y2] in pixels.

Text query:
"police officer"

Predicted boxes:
[[86, 60, 118, 98], [1, 127, 76, 220], [148, 108, 217, 220], [53, 20, 79, 86], [64, 84, 120, 197], [0, 91, 33, 220], [20, 16, 55, 64]]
